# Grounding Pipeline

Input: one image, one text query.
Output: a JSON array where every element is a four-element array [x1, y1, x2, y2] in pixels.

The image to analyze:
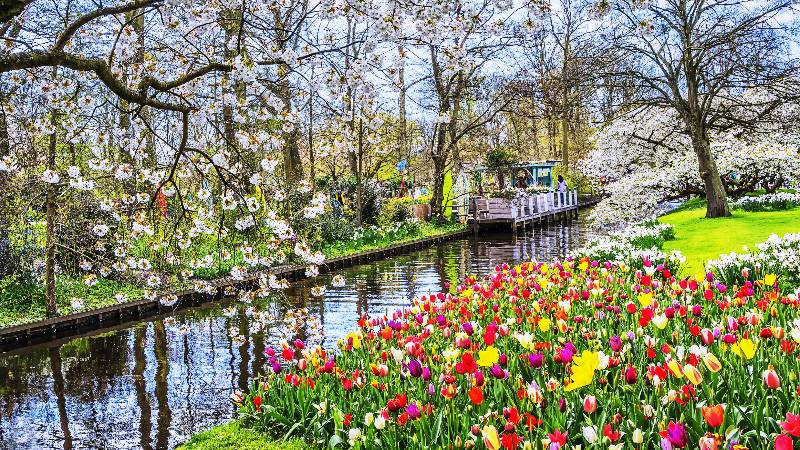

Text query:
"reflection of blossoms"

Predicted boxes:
[[310, 285, 326, 297], [331, 274, 346, 287]]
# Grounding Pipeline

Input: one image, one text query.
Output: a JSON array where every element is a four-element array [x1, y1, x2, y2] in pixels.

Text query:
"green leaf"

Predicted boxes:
[[328, 434, 344, 449]]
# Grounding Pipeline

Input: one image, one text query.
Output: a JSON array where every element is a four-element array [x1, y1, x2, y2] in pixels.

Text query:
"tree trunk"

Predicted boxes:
[[277, 68, 303, 184], [45, 82, 59, 317], [397, 45, 407, 158], [0, 90, 11, 258], [691, 128, 730, 218], [429, 148, 447, 221], [355, 118, 363, 225], [561, 115, 569, 168], [308, 87, 315, 187], [561, 33, 570, 168], [344, 16, 357, 175]]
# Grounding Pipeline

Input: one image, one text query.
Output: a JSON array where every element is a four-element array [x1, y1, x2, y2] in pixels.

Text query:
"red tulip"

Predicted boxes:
[[776, 434, 793, 450], [764, 366, 781, 389], [624, 366, 638, 384], [583, 395, 597, 414], [468, 385, 484, 405], [782, 412, 800, 437]]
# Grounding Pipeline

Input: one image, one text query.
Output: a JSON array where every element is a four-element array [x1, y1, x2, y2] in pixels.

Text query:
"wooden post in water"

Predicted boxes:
[[472, 197, 479, 237]]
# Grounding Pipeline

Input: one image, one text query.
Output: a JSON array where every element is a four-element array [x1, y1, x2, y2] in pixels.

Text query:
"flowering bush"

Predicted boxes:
[[575, 221, 683, 273], [732, 193, 800, 212], [707, 233, 800, 291], [232, 253, 800, 449]]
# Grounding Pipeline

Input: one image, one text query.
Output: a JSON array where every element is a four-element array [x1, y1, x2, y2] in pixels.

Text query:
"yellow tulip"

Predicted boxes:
[[638, 292, 653, 307], [731, 338, 757, 360], [346, 331, 362, 349], [477, 346, 500, 367], [481, 425, 500, 450], [666, 359, 683, 378], [764, 273, 777, 286], [703, 353, 723, 373], [538, 318, 552, 333], [578, 260, 589, 272], [683, 364, 703, 385], [564, 350, 600, 392]]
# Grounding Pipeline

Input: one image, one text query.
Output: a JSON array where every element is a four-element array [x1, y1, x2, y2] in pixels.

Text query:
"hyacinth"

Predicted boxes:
[[233, 255, 800, 449]]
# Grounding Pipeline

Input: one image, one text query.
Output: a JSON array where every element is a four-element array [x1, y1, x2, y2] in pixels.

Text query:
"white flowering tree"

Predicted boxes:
[[0, 0, 361, 317], [602, 0, 798, 218], [583, 103, 800, 227]]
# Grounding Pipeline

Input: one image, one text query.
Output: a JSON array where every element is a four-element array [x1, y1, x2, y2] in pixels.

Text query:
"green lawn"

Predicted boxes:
[[177, 421, 304, 450], [322, 222, 467, 258], [659, 206, 800, 276]]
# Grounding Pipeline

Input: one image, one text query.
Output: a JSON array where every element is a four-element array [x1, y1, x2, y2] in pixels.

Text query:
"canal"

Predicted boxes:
[[0, 218, 595, 449]]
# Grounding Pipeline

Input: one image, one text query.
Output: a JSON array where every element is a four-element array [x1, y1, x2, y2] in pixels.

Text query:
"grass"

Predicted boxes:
[[177, 421, 305, 450], [659, 205, 800, 275], [322, 221, 467, 258], [0, 276, 143, 328]]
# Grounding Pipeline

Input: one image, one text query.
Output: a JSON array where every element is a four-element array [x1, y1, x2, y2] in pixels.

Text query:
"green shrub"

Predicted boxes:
[[379, 198, 414, 226]]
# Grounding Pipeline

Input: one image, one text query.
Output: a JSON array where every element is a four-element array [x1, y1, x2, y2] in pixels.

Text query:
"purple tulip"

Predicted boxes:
[[407, 359, 422, 378], [427, 383, 435, 396], [528, 352, 543, 368], [271, 362, 282, 374], [558, 397, 566, 412], [421, 366, 431, 381], [406, 402, 422, 419], [609, 335, 622, 352], [666, 421, 687, 448], [475, 370, 485, 387], [490, 364, 506, 379], [462, 322, 474, 336], [436, 315, 447, 326]]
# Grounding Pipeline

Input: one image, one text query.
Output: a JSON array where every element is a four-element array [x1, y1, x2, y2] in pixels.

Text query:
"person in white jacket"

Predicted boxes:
[[557, 175, 567, 205]]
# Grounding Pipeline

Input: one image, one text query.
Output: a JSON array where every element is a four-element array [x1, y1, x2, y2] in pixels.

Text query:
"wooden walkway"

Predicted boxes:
[[470, 189, 586, 232]]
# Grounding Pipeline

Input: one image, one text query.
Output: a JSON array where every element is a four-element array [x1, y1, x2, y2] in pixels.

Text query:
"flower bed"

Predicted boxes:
[[232, 254, 800, 449], [575, 221, 683, 272], [707, 232, 800, 292], [732, 193, 800, 212]]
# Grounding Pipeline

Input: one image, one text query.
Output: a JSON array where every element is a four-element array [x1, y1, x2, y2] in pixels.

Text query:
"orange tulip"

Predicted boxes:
[[701, 404, 724, 428], [468, 385, 484, 405]]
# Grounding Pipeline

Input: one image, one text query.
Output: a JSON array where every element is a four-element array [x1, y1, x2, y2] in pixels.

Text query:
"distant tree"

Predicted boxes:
[[484, 148, 513, 189]]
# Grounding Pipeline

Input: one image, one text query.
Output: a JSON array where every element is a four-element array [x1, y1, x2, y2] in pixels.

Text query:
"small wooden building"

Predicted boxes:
[[508, 161, 559, 189]]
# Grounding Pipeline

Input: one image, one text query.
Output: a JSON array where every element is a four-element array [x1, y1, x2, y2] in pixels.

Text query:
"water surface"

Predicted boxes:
[[0, 220, 594, 449]]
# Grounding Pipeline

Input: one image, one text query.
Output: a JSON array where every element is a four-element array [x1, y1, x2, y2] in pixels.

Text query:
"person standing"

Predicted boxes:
[[557, 175, 567, 205]]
